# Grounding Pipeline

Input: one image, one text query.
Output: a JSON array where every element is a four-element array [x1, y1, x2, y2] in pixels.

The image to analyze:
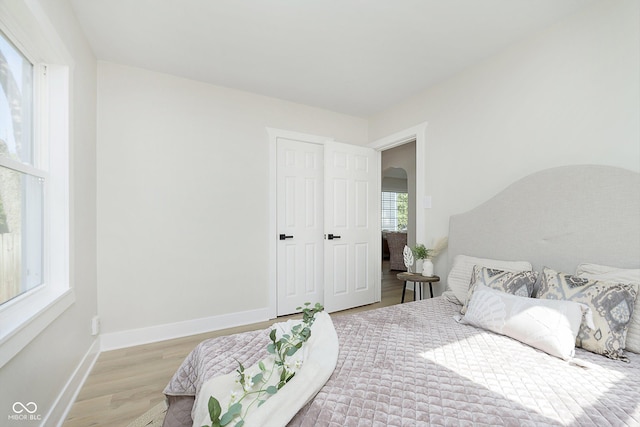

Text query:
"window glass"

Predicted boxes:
[[0, 168, 43, 305], [0, 30, 42, 306], [0, 32, 34, 165], [381, 191, 408, 231]]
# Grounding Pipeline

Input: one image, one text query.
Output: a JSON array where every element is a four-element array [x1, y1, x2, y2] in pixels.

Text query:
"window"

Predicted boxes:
[[0, 0, 71, 368], [0, 31, 44, 307], [381, 191, 408, 231]]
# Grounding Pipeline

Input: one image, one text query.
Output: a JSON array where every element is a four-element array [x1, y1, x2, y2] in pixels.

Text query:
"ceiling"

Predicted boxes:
[[69, 0, 597, 117]]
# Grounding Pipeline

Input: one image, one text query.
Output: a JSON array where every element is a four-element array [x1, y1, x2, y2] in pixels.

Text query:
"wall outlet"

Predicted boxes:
[[91, 315, 100, 336]]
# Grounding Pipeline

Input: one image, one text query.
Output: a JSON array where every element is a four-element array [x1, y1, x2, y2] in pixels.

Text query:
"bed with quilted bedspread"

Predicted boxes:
[[163, 165, 640, 426], [164, 296, 640, 426]]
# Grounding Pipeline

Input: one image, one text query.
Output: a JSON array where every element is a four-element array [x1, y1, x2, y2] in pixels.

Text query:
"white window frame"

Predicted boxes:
[[0, 1, 72, 368]]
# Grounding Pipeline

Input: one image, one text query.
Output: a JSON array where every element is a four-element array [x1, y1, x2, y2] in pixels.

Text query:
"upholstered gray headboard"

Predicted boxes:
[[448, 165, 640, 276]]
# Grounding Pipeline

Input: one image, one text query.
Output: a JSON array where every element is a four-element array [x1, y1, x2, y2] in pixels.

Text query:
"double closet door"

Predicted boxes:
[[276, 137, 379, 316]]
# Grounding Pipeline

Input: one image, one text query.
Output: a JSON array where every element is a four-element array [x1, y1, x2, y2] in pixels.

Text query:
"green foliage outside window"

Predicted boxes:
[[396, 193, 408, 230]]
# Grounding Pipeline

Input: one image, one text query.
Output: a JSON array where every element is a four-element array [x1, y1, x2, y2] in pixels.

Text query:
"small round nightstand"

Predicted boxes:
[[396, 272, 441, 303]]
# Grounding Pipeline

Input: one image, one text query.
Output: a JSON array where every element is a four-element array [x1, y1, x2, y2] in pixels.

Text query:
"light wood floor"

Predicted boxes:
[[63, 262, 413, 427]]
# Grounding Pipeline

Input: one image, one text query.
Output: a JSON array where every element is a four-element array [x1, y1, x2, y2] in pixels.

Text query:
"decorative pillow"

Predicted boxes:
[[576, 263, 640, 354], [460, 266, 538, 314], [537, 267, 638, 361], [446, 255, 533, 305], [460, 283, 592, 360]]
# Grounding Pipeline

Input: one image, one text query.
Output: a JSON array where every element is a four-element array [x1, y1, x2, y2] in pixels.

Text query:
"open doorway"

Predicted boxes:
[[381, 141, 416, 277], [367, 122, 427, 304]]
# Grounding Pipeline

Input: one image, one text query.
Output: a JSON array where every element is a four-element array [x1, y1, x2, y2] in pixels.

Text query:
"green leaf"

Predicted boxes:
[[266, 343, 275, 354], [266, 385, 278, 394], [208, 396, 222, 422], [220, 403, 242, 426], [236, 370, 245, 385], [252, 373, 263, 384], [269, 329, 277, 342], [258, 361, 265, 371], [220, 413, 234, 426], [234, 421, 245, 427], [286, 346, 299, 356], [285, 372, 296, 383]]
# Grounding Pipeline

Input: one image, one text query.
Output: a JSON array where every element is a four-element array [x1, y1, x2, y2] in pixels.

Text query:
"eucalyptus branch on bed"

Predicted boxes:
[[202, 302, 324, 427]]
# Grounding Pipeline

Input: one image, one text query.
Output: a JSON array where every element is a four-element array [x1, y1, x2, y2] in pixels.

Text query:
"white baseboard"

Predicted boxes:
[[100, 307, 272, 351], [37, 308, 271, 426], [44, 338, 100, 427]]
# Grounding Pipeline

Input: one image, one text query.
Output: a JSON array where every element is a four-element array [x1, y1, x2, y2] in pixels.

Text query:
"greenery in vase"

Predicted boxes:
[[203, 302, 324, 427], [412, 244, 431, 260]]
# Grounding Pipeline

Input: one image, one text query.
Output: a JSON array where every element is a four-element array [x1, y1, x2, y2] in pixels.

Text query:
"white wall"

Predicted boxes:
[[0, 0, 98, 424], [369, 0, 640, 291], [97, 62, 368, 340]]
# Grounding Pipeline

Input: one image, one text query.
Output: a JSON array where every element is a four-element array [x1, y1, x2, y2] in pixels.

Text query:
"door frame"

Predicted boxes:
[[368, 122, 428, 298], [267, 123, 427, 318], [267, 128, 335, 319]]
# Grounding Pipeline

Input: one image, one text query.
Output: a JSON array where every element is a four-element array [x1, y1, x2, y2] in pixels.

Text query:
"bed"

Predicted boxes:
[[163, 165, 640, 426]]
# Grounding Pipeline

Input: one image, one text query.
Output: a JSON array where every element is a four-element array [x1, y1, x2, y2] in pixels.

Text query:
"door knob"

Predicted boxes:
[[327, 234, 341, 240], [279, 234, 294, 240]]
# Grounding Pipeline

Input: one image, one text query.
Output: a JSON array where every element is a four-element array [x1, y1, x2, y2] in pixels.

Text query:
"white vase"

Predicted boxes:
[[422, 258, 434, 276]]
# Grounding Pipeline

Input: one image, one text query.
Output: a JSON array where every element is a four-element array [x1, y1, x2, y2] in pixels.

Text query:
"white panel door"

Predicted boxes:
[[276, 138, 324, 316], [324, 141, 378, 313]]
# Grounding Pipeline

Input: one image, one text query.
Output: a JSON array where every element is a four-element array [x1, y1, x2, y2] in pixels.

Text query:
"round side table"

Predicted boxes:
[[396, 272, 440, 303]]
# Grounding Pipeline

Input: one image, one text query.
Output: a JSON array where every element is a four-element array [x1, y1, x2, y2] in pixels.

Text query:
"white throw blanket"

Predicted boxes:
[[191, 312, 339, 427]]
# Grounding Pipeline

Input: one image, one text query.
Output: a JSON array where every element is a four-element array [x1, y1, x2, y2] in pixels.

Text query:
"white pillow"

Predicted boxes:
[[460, 283, 593, 360], [576, 263, 640, 283], [576, 263, 640, 354], [446, 255, 533, 305]]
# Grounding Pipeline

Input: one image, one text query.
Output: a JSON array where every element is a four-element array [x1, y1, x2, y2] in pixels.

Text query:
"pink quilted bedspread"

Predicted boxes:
[[165, 298, 640, 426]]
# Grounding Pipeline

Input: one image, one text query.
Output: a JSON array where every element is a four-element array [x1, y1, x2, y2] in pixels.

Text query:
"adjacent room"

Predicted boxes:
[[0, 0, 638, 426]]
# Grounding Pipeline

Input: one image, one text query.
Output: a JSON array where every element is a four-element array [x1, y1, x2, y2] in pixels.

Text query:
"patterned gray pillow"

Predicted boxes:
[[461, 266, 538, 315], [537, 267, 639, 361]]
